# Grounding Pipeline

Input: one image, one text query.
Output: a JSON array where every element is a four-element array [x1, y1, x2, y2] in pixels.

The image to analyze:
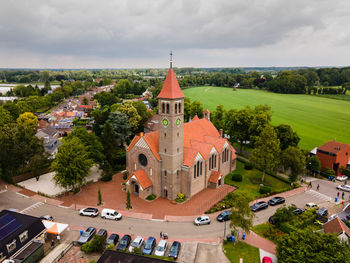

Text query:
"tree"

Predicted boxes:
[[107, 112, 132, 145], [249, 105, 272, 147], [94, 91, 117, 107], [98, 186, 102, 205], [83, 97, 89, 105], [184, 97, 192, 122], [276, 229, 350, 263], [211, 105, 226, 130], [126, 189, 132, 209], [68, 128, 105, 165], [112, 101, 142, 131], [306, 155, 321, 176], [250, 126, 280, 182], [190, 101, 204, 119], [229, 193, 254, 236], [28, 153, 49, 181], [16, 112, 38, 129], [113, 79, 133, 98], [51, 137, 93, 208], [281, 146, 306, 182], [101, 121, 124, 168], [132, 101, 153, 132], [0, 107, 13, 127], [274, 124, 300, 151]]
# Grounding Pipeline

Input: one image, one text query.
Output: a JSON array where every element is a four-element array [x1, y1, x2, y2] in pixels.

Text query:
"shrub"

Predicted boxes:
[[259, 185, 271, 194], [231, 173, 242, 182], [81, 242, 94, 253], [177, 192, 185, 199], [89, 235, 106, 254], [104, 243, 114, 251], [175, 192, 187, 203], [244, 162, 254, 170], [146, 194, 156, 200]]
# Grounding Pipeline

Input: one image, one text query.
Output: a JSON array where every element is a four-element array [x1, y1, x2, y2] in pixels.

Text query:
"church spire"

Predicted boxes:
[[170, 50, 173, 69]]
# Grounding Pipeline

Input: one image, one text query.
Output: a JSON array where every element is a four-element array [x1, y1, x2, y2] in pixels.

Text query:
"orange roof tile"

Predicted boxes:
[[125, 169, 152, 190], [192, 115, 199, 121], [318, 141, 350, 154], [208, 171, 222, 183], [323, 217, 350, 237], [157, 69, 184, 99]]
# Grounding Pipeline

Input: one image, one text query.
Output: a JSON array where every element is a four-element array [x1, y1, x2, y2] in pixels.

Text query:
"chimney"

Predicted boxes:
[[140, 132, 144, 137], [204, 109, 210, 121], [220, 129, 223, 138]]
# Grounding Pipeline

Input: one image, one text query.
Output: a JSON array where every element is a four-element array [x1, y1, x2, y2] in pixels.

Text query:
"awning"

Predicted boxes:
[[42, 220, 68, 235]]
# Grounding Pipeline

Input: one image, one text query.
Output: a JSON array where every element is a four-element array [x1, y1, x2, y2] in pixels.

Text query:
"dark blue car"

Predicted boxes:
[[168, 241, 181, 260], [142, 236, 156, 255]]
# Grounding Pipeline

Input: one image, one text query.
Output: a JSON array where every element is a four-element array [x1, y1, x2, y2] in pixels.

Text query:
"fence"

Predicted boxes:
[[52, 241, 74, 263]]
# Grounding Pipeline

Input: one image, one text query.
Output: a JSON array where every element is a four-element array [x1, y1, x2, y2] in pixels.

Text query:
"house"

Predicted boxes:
[[0, 210, 45, 261], [35, 127, 60, 158], [125, 62, 236, 200], [97, 249, 172, 263], [76, 104, 93, 112], [316, 141, 350, 176], [323, 217, 350, 243]]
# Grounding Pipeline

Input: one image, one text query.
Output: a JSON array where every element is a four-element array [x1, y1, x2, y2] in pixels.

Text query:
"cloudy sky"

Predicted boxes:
[[0, 0, 349, 68]]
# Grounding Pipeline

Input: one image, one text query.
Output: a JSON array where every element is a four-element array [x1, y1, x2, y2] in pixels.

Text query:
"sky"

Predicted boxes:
[[0, 0, 349, 68]]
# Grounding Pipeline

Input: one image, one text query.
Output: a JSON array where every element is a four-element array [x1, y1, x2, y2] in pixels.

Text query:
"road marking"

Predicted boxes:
[[20, 202, 43, 214], [15, 192, 29, 198], [151, 219, 165, 222], [0, 189, 7, 194], [306, 190, 332, 202]]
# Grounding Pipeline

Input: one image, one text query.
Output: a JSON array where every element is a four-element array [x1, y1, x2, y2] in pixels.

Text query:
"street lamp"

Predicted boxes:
[[224, 220, 227, 239]]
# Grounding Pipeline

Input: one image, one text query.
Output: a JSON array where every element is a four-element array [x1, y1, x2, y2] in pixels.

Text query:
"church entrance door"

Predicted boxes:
[[164, 189, 168, 198], [133, 182, 139, 195], [218, 178, 222, 186]]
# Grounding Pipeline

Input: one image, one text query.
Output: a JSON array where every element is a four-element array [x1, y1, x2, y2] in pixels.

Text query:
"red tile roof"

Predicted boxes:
[[192, 115, 199, 121], [323, 217, 350, 237], [318, 141, 350, 154], [157, 69, 185, 99], [208, 171, 222, 183], [125, 169, 152, 190], [127, 132, 160, 160]]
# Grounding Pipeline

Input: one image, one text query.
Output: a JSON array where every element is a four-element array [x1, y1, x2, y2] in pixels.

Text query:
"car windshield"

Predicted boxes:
[[120, 240, 126, 245], [131, 241, 139, 247], [144, 243, 152, 249], [170, 246, 177, 252], [114, 211, 119, 215], [196, 217, 201, 221], [157, 246, 164, 251], [82, 232, 89, 237]]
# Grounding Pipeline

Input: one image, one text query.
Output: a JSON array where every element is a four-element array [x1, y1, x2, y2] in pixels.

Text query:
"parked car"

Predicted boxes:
[[40, 215, 53, 221], [268, 216, 277, 225], [317, 208, 328, 217], [217, 211, 232, 222], [129, 236, 144, 252], [194, 215, 211, 226], [105, 233, 119, 248], [336, 185, 350, 192], [101, 208, 122, 220], [155, 240, 168, 257], [250, 201, 268, 212], [305, 202, 318, 209], [262, 256, 272, 263], [168, 241, 181, 260], [292, 208, 305, 215], [77, 227, 96, 245], [328, 214, 338, 221], [116, 234, 131, 251], [96, 229, 108, 239], [142, 236, 156, 255], [268, 196, 285, 206], [336, 175, 348, 182], [79, 207, 99, 217]]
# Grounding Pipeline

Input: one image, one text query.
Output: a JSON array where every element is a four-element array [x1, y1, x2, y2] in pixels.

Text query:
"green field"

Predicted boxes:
[[183, 86, 350, 149]]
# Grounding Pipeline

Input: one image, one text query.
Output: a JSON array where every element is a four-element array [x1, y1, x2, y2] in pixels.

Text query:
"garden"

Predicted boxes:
[[223, 241, 260, 263]]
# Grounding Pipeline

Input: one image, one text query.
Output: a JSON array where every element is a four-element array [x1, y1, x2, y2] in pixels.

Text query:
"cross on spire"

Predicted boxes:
[[170, 50, 173, 69]]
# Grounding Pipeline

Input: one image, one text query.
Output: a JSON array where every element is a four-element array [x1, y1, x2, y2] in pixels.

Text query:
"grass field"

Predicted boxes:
[[223, 241, 260, 263], [183, 86, 350, 149]]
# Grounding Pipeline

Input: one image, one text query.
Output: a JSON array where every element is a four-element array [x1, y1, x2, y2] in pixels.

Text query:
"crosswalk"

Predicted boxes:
[[20, 202, 43, 214], [306, 190, 332, 202]]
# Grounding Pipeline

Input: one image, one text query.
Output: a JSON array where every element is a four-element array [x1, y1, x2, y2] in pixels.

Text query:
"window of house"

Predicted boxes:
[[209, 157, 211, 170], [164, 132, 166, 138], [6, 239, 16, 253], [19, 230, 28, 243], [214, 155, 217, 168], [162, 103, 165, 113], [175, 103, 177, 114], [177, 148, 179, 153], [194, 164, 197, 178], [177, 132, 179, 137], [179, 103, 181, 113], [166, 104, 169, 114], [165, 148, 167, 153], [134, 163, 136, 171], [164, 171, 167, 177], [197, 161, 200, 177], [200, 161, 203, 175], [138, 154, 148, 167], [177, 170, 179, 175]]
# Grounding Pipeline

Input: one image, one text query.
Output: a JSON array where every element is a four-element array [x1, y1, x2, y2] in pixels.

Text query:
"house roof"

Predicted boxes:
[[208, 171, 222, 183], [157, 69, 185, 99], [323, 217, 350, 237], [41, 126, 58, 137], [125, 169, 152, 190], [98, 249, 171, 263], [318, 141, 350, 154]]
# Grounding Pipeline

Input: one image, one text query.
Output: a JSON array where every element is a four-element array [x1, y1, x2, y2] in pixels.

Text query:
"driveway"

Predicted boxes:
[[194, 243, 230, 263]]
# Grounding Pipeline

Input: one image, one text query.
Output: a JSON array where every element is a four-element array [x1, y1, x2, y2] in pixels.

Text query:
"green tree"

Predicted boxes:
[[126, 189, 132, 209], [229, 193, 254, 236], [98, 186, 102, 205], [83, 97, 89, 105], [132, 101, 153, 132], [306, 155, 321, 175], [16, 112, 38, 129], [250, 126, 280, 182], [184, 97, 192, 122], [94, 91, 117, 107], [112, 101, 141, 131], [276, 229, 350, 263], [28, 153, 49, 181], [211, 105, 226, 130], [113, 79, 133, 98], [107, 112, 132, 145], [51, 137, 93, 208], [274, 124, 300, 151], [101, 121, 124, 168], [190, 100, 204, 119], [249, 105, 272, 147], [0, 107, 13, 127], [281, 146, 306, 182]]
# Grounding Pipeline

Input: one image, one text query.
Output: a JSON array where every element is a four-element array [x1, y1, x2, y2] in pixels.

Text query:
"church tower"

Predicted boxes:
[[158, 52, 184, 200]]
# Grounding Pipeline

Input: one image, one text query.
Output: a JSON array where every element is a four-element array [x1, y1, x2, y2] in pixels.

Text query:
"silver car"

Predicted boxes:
[[336, 185, 350, 192]]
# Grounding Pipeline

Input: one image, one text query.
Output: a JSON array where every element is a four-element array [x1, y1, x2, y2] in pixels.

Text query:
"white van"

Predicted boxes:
[[101, 208, 122, 220]]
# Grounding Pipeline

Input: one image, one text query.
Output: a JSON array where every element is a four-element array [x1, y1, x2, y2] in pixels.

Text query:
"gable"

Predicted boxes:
[[135, 137, 150, 150]]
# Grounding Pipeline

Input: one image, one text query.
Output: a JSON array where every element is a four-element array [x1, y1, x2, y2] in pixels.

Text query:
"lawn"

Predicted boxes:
[[183, 86, 350, 150], [223, 241, 260, 263], [225, 160, 291, 200]]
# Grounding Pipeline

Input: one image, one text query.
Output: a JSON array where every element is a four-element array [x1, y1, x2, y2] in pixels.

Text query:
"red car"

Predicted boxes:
[[262, 257, 272, 263]]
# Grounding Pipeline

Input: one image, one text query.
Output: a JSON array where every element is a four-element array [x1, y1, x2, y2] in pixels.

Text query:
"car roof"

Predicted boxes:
[[86, 227, 95, 231], [158, 240, 167, 246], [147, 236, 155, 241], [109, 233, 118, 237], [97, 229, 106, 233], [134, 236, 143, 242], [258, 201, 266, 204], [122, 234, 131, 239], [172, 241, 180, 246]]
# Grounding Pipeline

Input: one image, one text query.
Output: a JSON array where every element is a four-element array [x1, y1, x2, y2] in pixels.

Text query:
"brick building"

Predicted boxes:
[[316, 140, 350, 176], [125, 61, 236, 200]]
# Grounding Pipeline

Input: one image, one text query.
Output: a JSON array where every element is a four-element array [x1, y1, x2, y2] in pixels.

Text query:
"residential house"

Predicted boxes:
[[323, 217, 350, 243]]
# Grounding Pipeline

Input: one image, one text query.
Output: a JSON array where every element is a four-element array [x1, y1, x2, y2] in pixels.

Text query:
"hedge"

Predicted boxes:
[[259, 185, 271, 194], [231, 173, 242, 182], [244, 162, 254, 170]]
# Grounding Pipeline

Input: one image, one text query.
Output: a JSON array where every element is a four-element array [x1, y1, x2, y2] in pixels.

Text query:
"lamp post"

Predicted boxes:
[[224, 220, 227, 239]]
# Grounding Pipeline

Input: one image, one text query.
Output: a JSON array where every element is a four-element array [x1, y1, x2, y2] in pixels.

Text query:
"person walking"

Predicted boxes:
[[51, 239, 55, 248], [342, 192, 345, 199], [160, 232, 163, 239], [337, 192, 340, 197], [310, 181, 312, 188], [317, 184, 320, 191]]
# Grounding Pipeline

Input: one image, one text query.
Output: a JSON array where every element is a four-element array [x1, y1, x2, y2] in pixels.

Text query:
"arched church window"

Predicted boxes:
[[166, 104, 169, 114], [179, 103, 181, 113], [175, 103, 177, 114], [138, 154, 148, 167], [162, 103, 165, 113]]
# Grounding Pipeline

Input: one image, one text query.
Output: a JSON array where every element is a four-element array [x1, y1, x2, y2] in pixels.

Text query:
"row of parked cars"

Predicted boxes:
[[77, 227, 181, 259], [250, 196, 286, 212], [79, 207, 122, 220]]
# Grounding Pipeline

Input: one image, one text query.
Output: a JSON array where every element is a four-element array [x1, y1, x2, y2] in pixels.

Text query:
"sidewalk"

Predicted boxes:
[[40, 242, 73, 263], [243, 231, 276, 255]]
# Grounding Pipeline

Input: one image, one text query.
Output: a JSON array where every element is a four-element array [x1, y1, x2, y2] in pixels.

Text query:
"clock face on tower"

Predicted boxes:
[[176, 118, 181, 127], [162, 117, 169, 127]]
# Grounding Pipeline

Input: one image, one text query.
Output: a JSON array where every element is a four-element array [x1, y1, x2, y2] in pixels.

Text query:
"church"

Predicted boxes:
[[125, 59, 236, 200]]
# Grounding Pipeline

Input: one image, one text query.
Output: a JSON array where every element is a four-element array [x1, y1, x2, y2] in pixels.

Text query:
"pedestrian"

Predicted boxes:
[[57, 235, 60, 243], [163, 233, 168, 239], [337, 192, 340, 197], [317, 184, 320, 191], [160, 231, 162, 239], [51, 239, 54, 248], [310, 181, 312, 188], [342, 192, 345, 199]]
